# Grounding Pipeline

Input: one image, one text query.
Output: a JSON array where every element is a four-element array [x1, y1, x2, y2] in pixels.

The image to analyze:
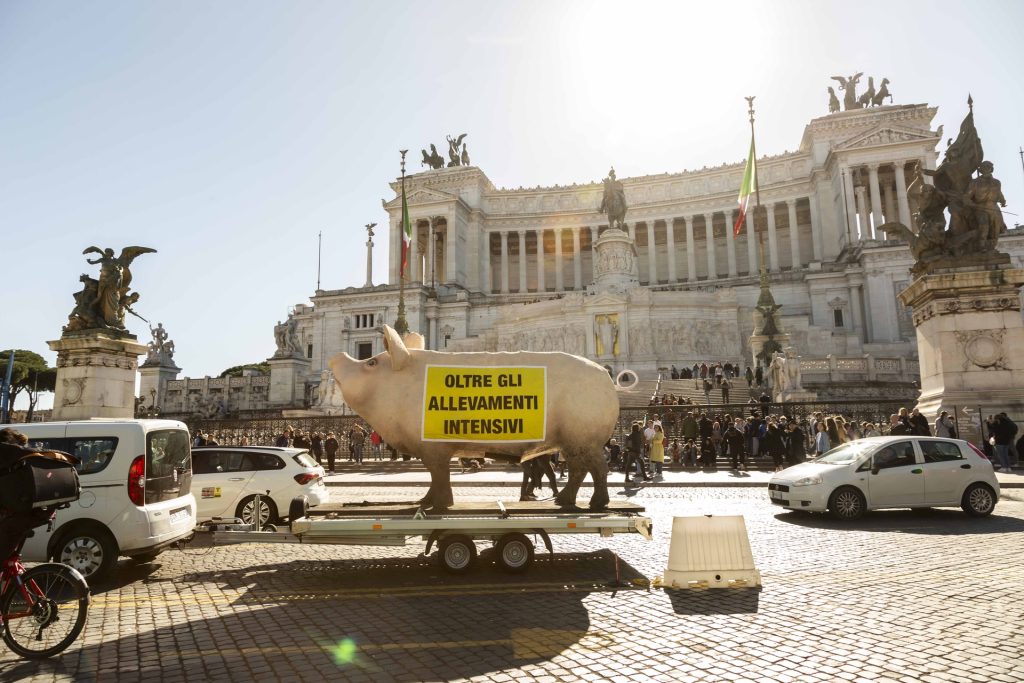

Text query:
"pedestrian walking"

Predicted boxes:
[[324, 432, 339, 472]]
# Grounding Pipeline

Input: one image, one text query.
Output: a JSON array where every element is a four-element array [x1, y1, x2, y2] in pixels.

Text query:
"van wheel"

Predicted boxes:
[[237, 496, 278, 527], [56, 525, 118, 582]]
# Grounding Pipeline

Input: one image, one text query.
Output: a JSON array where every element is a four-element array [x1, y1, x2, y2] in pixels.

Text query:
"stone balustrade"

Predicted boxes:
[[800, 354, 918, 385]]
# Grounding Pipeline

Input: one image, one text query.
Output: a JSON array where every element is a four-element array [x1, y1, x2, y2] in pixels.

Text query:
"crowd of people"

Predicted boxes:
[[606, 406, 1021, 476], [186, 406, 1021, 482]]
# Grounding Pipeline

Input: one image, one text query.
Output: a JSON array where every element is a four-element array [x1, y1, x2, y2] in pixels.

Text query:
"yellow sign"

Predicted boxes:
[[422, 365, 546, 442]]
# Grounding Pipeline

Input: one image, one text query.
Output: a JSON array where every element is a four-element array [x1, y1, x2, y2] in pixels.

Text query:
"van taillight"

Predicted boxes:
[[294, 473, 318, 485], [128, 455, 146, 506]]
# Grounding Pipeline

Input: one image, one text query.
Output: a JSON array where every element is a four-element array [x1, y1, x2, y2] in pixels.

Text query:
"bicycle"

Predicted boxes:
[[0, 513, 90, 659]]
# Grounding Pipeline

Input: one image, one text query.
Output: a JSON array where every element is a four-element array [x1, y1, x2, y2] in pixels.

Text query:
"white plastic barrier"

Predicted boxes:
[[660, 514, 761, 588]]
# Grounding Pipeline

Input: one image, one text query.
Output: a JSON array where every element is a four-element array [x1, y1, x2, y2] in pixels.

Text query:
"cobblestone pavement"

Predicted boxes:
[[2, 486, 1022, 683]]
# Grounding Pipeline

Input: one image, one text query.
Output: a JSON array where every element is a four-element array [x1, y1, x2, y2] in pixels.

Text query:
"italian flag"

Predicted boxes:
[[733, 137, 756, 236], [400, 184, 412, 278]]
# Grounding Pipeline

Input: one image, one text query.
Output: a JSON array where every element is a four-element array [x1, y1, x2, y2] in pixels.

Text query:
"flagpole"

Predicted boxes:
[[394, 150, 410, 335], [745, 96, 766, 278]]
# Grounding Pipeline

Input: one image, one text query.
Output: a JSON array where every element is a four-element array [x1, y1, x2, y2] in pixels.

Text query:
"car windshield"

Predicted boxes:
[[815, 442, 867, 465], [293, 452, 317, 468]]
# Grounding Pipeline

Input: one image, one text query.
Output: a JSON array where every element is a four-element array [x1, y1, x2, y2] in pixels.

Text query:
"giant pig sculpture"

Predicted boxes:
[[328, 325, 618, 511]]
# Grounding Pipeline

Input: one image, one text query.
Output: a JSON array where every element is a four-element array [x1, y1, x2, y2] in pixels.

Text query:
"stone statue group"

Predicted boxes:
[[144, 322, 175, 366], [879, 100, 1008, 274], [421, 134, 470, 169], [273, 317, 303, 357], [64, 245, 156, 335], [768, 348, 803, 397], [828, 73, 892, 113]]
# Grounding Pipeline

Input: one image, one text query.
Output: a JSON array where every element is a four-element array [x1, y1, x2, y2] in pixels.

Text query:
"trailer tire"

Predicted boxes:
[[438, 535, 477, 574], [289, 496, 309, 528], [496, 533, 534, 574]]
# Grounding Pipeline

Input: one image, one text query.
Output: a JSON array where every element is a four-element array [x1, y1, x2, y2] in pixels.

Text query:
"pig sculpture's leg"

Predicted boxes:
[[586, 451, 610, 511], [554, 450, 587, 509], [418, 458, 454, 512]]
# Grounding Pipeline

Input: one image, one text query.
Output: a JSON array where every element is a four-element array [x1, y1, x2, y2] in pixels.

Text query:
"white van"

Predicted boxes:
[[15, 419, 197, 582]]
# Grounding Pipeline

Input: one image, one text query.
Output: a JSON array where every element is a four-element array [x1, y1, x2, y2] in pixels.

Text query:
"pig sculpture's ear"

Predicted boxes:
[[402, 332, 425, 350], [382, 325, 410, 371]]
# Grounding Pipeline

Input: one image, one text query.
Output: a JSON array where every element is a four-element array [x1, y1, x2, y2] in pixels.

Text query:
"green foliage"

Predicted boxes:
[[219, 362, 270, 378], [1, 349, 56, 418]]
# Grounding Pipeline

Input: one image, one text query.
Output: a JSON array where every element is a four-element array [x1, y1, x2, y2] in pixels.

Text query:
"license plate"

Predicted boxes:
[[170, 506, 191, 524]]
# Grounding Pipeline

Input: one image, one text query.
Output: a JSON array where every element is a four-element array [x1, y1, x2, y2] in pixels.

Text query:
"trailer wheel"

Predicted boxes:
[[496, 533, 534, 574], [438, 535, 477, 574], [289, 496, 309, 525]]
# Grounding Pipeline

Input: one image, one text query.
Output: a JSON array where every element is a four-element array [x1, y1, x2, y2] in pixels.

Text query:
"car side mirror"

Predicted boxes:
[[871, 466, 880, 475]]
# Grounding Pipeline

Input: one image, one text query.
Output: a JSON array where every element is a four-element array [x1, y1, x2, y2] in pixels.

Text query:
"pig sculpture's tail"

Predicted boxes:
[[613, 369, 639, 391]]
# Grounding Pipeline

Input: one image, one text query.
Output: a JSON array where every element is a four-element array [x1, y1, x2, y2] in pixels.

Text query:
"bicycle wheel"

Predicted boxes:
[[1, 562, 89, 659]]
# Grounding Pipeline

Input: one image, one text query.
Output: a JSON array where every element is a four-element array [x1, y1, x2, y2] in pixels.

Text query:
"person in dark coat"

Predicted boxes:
[[724, 419, 746, 470], [785, 421, 806, 466], [764, 422, 785, 471], [624, 423, 653, 484], [324, 432, 339, 472]]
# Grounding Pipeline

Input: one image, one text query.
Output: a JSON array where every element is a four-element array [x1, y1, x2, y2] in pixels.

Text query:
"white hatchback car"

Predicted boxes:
[[769, 436, 999, 520], [191, 446, 329, 525]]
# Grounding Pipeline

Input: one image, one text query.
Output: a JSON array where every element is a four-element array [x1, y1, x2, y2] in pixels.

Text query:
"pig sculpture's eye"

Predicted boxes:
[[366, 358, 377, 367]]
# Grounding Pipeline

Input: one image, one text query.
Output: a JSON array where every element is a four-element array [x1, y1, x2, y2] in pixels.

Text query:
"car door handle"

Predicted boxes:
[[911, 469, 923, 474], [960, 464, 971, 469], [228, 477, 246, 481]]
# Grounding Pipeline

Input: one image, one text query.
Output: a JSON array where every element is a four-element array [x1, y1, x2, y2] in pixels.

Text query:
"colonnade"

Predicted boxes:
[[481, 196, 822, 294], [839, 160, 917, 244]]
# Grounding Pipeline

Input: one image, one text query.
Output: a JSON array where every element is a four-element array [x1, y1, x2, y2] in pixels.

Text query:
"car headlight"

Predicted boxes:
[[792, 475, 823, 487]]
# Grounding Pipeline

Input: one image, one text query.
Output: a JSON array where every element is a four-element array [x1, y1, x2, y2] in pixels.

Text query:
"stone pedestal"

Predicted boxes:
[[48, 333, 148, 420], [268, 355, 311, 407], [139, 361, 181, 413], [777, 388, 818, 403], [587, 228, 640, 295], [898, 265, 1024, 441]]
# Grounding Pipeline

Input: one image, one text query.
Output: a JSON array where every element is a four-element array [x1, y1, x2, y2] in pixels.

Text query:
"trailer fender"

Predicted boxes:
[[532, 528, 553, 555]]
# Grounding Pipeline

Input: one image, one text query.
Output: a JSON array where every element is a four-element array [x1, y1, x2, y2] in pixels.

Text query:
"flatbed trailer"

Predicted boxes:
[[210, 497, 652, 574]]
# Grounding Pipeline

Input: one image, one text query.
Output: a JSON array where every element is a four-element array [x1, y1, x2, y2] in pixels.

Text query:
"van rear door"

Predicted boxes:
[[145, 429, 193, 504]]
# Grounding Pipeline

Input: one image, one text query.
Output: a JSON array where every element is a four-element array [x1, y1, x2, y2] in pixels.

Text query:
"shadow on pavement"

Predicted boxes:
[[1, 550, 650, 682], [664, 587, 760, 615], [774, 508, 1024, 534]]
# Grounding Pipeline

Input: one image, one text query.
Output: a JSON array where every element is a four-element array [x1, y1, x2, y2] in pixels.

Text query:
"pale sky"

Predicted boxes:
[[2, 0, 1022, 410]]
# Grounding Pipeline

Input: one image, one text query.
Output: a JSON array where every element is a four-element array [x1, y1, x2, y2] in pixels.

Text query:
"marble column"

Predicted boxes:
[[894, 162, 912, 228], [808, 196, 823, 261], [685, 217, 696, 282], [409, 220, 420, 282], [499, 231, 510, 294], [536, 229, 546, 292], [627, 223, 635, 242], [766, 204, 779, 272], [426, 217, 435, 287], [883, 177, 896, 224], [572, 227, 582, 290], [554, 228, 564, 291], [482, 232, 492, 293], [666, 218, 677, 282], [868, 164, 884, 236], [445, 214, 457, 283], [855, 186, 870, 241], [787, 200, 800, 269], [646, 221, 658, 284], [724, 209, 738, 277], [587, 226, 598, 283], [703, 213, 717, 279], [518, 230, 527, 292], [746, 209, 758, 274], [842, 168, 857, 246]]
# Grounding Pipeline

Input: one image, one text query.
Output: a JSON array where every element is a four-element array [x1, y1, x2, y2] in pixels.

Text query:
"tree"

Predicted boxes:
[[1, 349, 56, 422], [219, 362, 270, 378]]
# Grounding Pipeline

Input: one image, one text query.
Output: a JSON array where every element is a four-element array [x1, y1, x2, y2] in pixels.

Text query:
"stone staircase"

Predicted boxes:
[[616, 376, 760, 408]]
